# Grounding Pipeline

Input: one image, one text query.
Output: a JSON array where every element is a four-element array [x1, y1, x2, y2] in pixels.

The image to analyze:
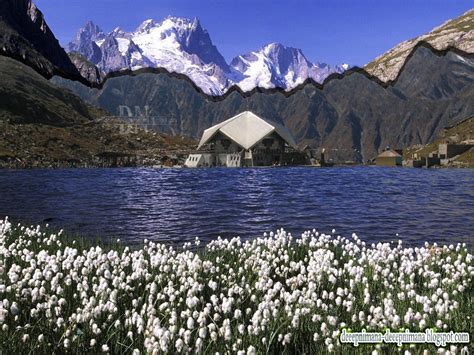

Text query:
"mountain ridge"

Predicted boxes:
[[1, 0, 471, 97], [0, 55, 196, 168], [1, 1, 472, 168], [52, 44, 474, 163], [365, 8, 473, 81], [66, 9, 473, 95], [0, 0, 88, 84], [229, 42, 347, 92], [68, 18, 349, 95], [66, 41, 474, 101]]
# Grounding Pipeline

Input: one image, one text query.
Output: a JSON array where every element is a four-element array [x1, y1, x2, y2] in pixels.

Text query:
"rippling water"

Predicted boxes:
[[0, 167, 472, 245]]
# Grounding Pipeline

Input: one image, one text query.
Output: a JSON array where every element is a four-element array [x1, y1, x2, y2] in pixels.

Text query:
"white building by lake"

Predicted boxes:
[[185, 111, 305, 168]]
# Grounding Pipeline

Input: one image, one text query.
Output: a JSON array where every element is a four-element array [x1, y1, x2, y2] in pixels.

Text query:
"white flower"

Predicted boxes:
[[234, 309, 242, 319], [10, 302, 19, 316], [0, 220, 471, 354], [186, 317, 194, 330], [282, 333, 291, 345], [175, 338, 184, 352], [199, 327, 207, 338], [247, 345, 256, 355]]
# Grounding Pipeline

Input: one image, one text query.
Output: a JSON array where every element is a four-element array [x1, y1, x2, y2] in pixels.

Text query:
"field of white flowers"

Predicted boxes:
[[0, 217, 472, 354]]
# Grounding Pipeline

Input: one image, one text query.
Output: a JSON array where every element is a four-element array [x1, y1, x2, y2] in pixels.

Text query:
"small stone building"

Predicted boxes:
[[438, 143, 474, 159], [376, 149, 403, 167], [185, 111, 304, 168]]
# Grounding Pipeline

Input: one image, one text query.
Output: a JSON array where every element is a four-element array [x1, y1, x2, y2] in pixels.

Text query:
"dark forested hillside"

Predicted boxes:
[[53, 47, 474, 162]]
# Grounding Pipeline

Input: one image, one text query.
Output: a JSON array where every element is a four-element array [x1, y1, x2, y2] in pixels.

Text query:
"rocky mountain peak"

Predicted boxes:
[[67, 52, 104, 85], [26, 1, 45, 31], [176, 17, 229, 71], [68, 20, 105, 52], [230, 42, 347, 91], [262, 42, 312, 73], [0, 0, 82, 81], [83, 21, 104, 36], [65, 15, 348, 94], [365, 9, 473, 82], [133, 16, 229, 70], [263, 42, 303, 55], [134, 19, 157, 34], [111, 26, 127, 38]]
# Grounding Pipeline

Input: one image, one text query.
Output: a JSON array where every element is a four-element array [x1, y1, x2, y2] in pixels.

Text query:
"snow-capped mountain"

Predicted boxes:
[[230, 43, 348, 91], [312, 62, 350, 82], [69, 20, 106, 49], [68, 17, 232, 95], [68, 18, 349, 95], [68, 17, 234, 95]]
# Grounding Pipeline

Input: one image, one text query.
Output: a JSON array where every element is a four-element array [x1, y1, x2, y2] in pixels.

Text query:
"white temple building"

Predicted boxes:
[[185, 111, 305, 168]]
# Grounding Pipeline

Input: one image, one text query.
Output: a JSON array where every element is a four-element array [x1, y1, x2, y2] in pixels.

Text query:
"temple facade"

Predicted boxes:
[[185, 111, 305, 168]]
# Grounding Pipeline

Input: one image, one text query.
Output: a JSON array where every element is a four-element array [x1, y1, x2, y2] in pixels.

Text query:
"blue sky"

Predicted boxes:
[[35, 0, 472, 66]]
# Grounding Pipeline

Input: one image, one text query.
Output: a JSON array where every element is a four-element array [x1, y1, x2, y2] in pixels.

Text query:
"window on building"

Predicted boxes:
[[220, 139, 231, 150], [263, 138, 274, 148]]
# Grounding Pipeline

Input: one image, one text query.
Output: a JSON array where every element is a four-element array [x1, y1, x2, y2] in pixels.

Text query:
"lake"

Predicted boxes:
[[0, 167, 472, 246]]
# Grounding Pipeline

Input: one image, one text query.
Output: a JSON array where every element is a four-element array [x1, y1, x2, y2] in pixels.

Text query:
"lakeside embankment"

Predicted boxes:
[[0, 155, 188, 169], [403, 117, 474, 169], [1, 161, 473, 169], [0, 219, 472, 354]]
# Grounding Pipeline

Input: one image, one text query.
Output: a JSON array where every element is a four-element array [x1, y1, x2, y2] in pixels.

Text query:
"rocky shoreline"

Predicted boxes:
[[0, 148, 191, 169]]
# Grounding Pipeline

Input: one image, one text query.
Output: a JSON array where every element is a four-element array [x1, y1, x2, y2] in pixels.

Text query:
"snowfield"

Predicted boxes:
[[0, 218, 472, 353]]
